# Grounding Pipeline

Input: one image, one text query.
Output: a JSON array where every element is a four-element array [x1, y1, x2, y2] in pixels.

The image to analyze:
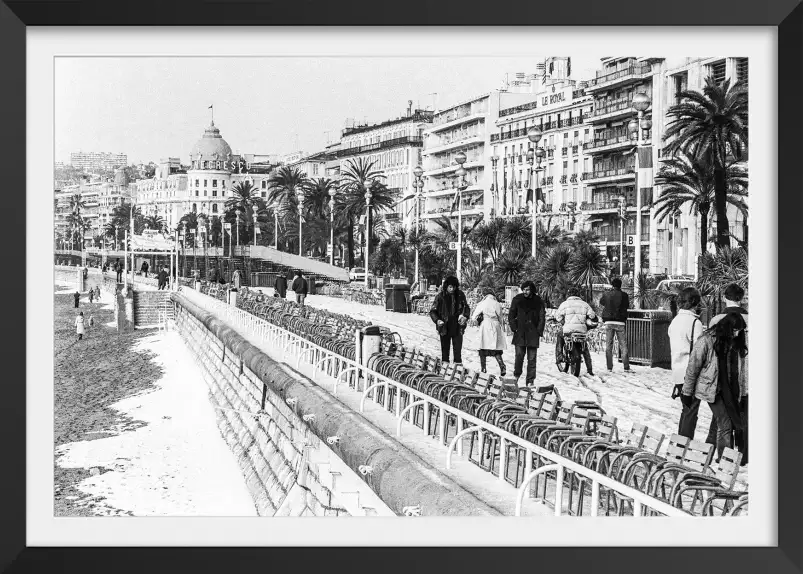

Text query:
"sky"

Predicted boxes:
[[55, 56, 600, 166]]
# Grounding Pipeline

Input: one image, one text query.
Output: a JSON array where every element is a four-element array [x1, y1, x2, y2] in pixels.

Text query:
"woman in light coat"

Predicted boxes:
[[75, 311, 86, 341], [669, 287, 707, 439], [471, 288, 507, 376]]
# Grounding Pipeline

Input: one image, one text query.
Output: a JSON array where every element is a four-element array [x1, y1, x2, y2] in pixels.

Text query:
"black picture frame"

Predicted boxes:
[[2, 0, 801, 572]]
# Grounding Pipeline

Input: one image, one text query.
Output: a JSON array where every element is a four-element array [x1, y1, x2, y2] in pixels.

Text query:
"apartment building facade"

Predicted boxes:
[[492, 75, 594, 232], [335, 106, 433, 225], [420, 93, 497, 229], [70, 151, 128, 172]]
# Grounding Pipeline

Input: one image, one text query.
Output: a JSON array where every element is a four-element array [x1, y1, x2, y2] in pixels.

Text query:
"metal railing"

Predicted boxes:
[[588, 63, 652, 88], [176, 287, 690, 518]]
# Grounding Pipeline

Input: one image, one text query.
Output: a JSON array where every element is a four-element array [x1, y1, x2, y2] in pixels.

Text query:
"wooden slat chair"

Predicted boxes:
[[594, 424, 666, 516], [667, 447, 744, 516], [472, 371, 493, 395], [724, 493, 748, 517], [559, 414, 620, 516], [616, 435, 714, 516]]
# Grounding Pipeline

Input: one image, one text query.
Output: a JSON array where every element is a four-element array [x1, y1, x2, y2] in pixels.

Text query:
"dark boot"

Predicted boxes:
[[479, 352, 487, 373], [495, 355, 506, 377]]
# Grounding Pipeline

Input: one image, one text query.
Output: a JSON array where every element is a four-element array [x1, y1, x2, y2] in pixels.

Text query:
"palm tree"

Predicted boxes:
[[537, 223, 571, 252], [337, 158, 394, 268], [501, 216, 533, 253], [143, 214, 165, 233], [495, 250, 529, 286], [654, 151, 748, 251], [470, 218, 505, 269], [530, 245, 573, 307], [663, 77, 748, 250], [268, 166, 309, 223], [67, 194, 86, 249], [697, 246, 748, 315], [567, 243, 608, 302], [179, 211, 199, 248], [225, 181, 266, 246], [571, 228, 601, 249]]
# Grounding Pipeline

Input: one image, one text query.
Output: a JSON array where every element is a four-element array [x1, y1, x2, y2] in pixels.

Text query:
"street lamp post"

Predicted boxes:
[[296, 189, 305, 257], [274, 210, 279, 250], [328, 189, 336, 265], [364, 186, 372, 290], [618, 194, 626, 276], [628, 92, 652, 301], [526, 127, 545, 258], [252, 211, 258, 247], [412, 165, 424, 287], [235, 208, 243, 254], [454, 151, 468, 284]]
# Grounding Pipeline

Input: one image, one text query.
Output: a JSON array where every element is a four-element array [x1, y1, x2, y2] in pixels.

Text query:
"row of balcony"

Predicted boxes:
[[586, 62, 653, 90], [335, 135, 423, 158]]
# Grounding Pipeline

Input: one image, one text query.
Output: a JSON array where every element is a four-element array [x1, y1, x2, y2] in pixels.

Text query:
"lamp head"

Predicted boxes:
[[454, 151, 467, 165], [632, 92, 651, 113], [413, 165, 424, 178], [527, 126, 543, 143]]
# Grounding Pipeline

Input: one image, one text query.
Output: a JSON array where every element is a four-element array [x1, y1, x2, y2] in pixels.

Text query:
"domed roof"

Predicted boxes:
[[190, 121, 233, 164], [114, 168, 129, 186]]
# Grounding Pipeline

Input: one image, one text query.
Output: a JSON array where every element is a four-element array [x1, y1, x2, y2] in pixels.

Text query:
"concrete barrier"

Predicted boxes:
[[171, 292, 500, 517]]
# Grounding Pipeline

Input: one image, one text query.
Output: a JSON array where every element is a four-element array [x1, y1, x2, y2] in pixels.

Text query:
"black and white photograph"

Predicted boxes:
[[50, 50, 754, 523]]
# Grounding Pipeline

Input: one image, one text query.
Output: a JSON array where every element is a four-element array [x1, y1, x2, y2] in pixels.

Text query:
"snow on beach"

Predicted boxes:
[[55, 328, 257, 516], [262, 288, 747, 489]]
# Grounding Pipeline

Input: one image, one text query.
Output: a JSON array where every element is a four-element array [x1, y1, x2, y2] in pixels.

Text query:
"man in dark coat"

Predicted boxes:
[[274, 273, 288, 298], [114, 258, 123, 283], [157, 267, 169, 290], [429, 276, 470, 364], [508, 280, 546, 386], [599, 277, 630, 372], [291, 271, 308, 305], [140, 260, 149, 278]]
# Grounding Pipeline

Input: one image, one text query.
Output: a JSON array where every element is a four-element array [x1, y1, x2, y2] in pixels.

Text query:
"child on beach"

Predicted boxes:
[[75, 311, 86, 340]]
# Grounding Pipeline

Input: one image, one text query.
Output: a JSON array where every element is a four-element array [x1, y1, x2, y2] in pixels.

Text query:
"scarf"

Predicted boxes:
[[717, 344, 743, 431]]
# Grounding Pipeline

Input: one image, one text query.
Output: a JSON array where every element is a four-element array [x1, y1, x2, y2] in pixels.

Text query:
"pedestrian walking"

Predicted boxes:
[[140, 260, 149, 278], [669, 287, 709, 439], [274, 273, 288, 298], [555, 287, 597, 377], [599, 277, 631, 372], [75, 311, 86, 340], [291, 271, 308, 306], [708, 283, 748, 329], [95, 286, 101, 300], [429, 276, 470, 364], [115, 258, 123, 283], [89, 288, 95, 304], [73, 291, 80, 308], [682, 312, 748, 462], [157, 267, 169, 290], [508, 280, 546, 386], [471, 288, 507, 376]]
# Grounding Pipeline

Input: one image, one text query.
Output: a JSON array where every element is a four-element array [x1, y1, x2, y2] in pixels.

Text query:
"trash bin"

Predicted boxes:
[[384, 285, 395, 311], [624, 309, 672, 368], [391, 284, 410, 313], [361, 325, 382, 366]]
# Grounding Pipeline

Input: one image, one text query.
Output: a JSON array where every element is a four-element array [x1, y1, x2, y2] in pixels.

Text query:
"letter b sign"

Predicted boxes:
[[627, 234, 637, 247]]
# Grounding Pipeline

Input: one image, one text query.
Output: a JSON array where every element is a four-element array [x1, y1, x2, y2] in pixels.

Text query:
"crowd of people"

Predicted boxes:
[[427, 276, 634, 385], [425, 276, 749, 466]]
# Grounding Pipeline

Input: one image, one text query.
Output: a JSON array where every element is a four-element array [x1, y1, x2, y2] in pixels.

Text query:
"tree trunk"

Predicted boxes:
[[699, 203, 709, 253], [346, 218, 355, 268], [713, 144, 730, 250]]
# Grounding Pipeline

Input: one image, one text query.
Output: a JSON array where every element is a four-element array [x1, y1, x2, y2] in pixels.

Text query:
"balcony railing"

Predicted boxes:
[[499, 100, 539, 118], [584, 133, 631, 150], [559, 175, 568, 184], [591, 98, 635, 118], [588, 63, 652, 88], [587, 167, 636, 180], [336, 135, 423, 158]]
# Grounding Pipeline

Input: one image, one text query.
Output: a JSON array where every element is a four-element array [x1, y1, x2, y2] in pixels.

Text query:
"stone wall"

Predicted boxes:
[[171, 291, 500, 517], [133, 291, 173, 326]]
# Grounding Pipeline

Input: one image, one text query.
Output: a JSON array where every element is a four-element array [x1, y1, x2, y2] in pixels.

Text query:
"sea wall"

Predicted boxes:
[[171, 291, 500, 517]]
